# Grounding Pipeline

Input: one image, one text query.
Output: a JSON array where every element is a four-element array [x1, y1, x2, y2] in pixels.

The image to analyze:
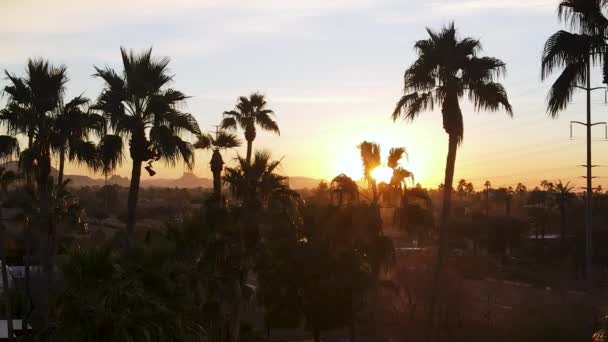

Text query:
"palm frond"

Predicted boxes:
[[392, 91, 436, 122], [97, 134, 124, 175], [387, 147, 407, 169], [546, 61, 587, 117], [468, 81, 513, 116], [541, 31, 601, 80], [214, 131, 241, 149], [0, 136, 20, 162]]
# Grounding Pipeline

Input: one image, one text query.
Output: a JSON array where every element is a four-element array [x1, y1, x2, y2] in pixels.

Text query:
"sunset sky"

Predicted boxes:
[[2, 0, 608, 189]]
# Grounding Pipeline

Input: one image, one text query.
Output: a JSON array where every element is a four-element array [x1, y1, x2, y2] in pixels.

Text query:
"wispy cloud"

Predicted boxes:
[[428, 0, 555, 13], [0, 0, 375, 34]]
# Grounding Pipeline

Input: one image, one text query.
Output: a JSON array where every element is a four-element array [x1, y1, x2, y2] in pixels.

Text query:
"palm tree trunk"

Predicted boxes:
[[25, 132, 33, 189], [245, 140, 253, 166], [213, 170, 222, 200], [37, 151, 53, 334], [125, 159, 142, 249], [560, 202, 566, 249], [372, 180, 378, 203], [0, 213, 14, 342], [23, 219, 33, 336], [57, 148, 65, 187], [427, 133, 458, 342]]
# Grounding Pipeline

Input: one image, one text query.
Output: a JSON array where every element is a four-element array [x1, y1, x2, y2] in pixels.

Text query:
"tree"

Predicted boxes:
[[2, 59, 69, 331], [542, 0, 608, 281], [485, 181, 492, 216], [330, 174, 359, 207], [195, 128, 241, 204], [516, 182, 527, 196], [493, 187, 514, 216], [0, 167, 18, 342], [387, 147, 414, 207], [555, 180, 576, 247], [221, 93, 279, 166], [359, 141, 381, 202], [93, 47, 201, 248], [223, 151, 299, 342], [392, 23, 513, 337], [52, 95, 101, 186]]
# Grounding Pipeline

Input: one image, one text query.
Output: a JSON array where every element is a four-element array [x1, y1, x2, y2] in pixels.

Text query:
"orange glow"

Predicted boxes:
[[371, 166, 393, 184]]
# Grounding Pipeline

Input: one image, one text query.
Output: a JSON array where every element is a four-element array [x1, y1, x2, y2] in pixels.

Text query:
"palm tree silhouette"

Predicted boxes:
[[221, 93, 279, 166], [94, 47, 201, 248], [52, 95, 102, 186], [223, 151, 298, 342], [386, 147, 414, 207], [1, 58, 68, 332], [542, 0, 607, 280], [555, 180, 575, 247], [359, 141, 381, 202], [330, 174, 359, 207], [392, 23, 512, 337], [195, 127, 241, 203]]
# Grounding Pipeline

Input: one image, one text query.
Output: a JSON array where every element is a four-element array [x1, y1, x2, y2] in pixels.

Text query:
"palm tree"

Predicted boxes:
[[392, 23, 512, 337], [224, 151, 297, 210], [93, 47, 201, 247], [359, 141, 381, 202], [223, 151, 298, 342], [387, 147, 414, 206], [542, 0, 608, 281], [221, 93, 279, 166], [2, 59, 68, 330], [52, 95, 102, 186], [555, 180, 576, 247], [194, 127, 241, 203], [485, 180, 492, 216], [330, 174, 359, 207]]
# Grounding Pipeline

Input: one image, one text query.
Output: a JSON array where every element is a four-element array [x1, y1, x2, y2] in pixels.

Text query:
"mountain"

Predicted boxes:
[[288, 177, 324, 190], [1, 162, 322, 189]]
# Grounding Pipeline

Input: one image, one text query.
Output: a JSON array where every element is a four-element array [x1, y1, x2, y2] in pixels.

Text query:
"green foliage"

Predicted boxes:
[[52, 245, 207, 342], [257, 203, 392, 336]]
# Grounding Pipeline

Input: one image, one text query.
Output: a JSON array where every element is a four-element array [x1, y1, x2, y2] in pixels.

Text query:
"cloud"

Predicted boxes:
[[427, 0, 555, 13], [0, 0, 375, 34]]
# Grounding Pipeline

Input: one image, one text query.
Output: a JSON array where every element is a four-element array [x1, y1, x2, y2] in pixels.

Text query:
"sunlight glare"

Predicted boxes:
[[371, 166, 393, 184]]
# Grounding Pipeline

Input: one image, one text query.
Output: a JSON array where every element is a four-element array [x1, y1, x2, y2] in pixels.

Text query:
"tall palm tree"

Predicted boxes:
[[392, 23, 512, 337], [542, 0, 607, 281], [93, 47, 201, 247], [194, 128, 241, 202], [2, 59, 68, 331], [52, 95, 102, 186], [359, 141, 381, 202], [221, 93, 279, 166]]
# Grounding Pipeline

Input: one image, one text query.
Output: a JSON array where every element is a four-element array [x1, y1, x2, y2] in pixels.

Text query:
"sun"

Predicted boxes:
[[371, 166, 393, 184]]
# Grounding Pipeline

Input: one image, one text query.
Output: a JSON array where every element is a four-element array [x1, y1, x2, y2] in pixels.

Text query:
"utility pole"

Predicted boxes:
[[570, 57, 608, 283]]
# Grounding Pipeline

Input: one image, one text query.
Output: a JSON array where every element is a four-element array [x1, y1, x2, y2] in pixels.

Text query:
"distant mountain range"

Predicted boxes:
[[1, 162, 322, 189]]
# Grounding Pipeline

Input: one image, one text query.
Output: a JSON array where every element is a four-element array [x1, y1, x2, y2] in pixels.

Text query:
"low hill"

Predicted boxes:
[[1, 162, 322, 189]]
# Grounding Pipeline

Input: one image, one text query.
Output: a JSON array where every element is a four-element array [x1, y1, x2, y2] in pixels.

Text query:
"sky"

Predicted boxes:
[[2, 0, 608, 189]]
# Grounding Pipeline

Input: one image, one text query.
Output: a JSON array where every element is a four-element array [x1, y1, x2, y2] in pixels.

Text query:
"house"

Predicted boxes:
[[0, 320, 32, 341]]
